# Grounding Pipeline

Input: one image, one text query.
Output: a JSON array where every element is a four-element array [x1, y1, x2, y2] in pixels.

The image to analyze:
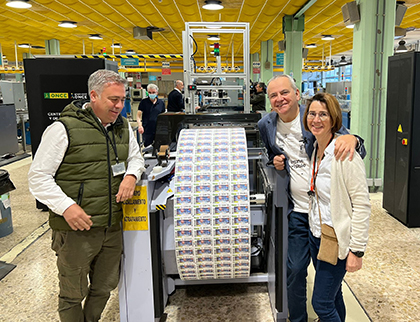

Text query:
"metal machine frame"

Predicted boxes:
[[182, 22, 251, 113], [119, 114, 288, 322]]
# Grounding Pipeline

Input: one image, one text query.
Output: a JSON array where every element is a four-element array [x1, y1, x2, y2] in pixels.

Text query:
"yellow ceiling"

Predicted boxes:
[[1, 0, 420, 65]]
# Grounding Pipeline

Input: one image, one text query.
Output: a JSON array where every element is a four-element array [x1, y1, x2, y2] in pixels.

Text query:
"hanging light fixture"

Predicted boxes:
[[202, 0, 224, 10], [322, 35, 334, 41], [6, 0, 32, 8], [111, 43, 122, 48], [306, 43, 317, 48], [126, 49, 136, 54], [89, 34, 103, 40], [58, 21, 77, 28], [207, 35, 220, 41], [18, 43, 31, 48], [339, 56, 347, 65], [395, 40, 408, 53]]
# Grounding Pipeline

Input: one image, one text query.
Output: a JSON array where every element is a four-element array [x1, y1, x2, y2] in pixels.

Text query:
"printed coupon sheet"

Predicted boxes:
[[174, 128, 251, 280]]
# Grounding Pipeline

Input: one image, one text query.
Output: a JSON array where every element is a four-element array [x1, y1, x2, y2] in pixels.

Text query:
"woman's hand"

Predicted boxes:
[[346, 252, 363, 272]]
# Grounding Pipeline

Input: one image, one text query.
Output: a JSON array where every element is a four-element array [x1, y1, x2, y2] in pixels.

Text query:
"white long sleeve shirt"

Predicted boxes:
[[28, 116, 145, 216]]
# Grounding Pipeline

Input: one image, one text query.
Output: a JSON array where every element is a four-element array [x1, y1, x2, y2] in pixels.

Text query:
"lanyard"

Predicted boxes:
[[308, 134, 333, 196], [105, 126, 120, 163]]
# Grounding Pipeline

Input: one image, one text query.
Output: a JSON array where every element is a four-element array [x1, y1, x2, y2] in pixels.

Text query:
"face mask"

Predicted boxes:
[[149, 94, 157, 100]]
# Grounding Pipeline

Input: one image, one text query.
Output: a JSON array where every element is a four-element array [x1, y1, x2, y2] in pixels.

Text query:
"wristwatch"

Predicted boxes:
[[350, 250, 364, 258]]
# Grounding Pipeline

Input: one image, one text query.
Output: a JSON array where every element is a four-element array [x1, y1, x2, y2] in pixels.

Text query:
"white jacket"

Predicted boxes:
[[330, 153, 371, 259]]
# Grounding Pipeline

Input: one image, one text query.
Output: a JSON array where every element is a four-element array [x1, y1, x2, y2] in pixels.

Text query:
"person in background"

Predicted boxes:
[[137, 83, 165, 146], [257, 75, 365, 322], [303, 93, 370, 321], [167, 80, 185, 112], [250, 82, 266, 112], [28, 69, 145, 322]]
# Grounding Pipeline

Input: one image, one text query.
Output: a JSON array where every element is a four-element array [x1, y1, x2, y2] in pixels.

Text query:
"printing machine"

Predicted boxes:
[[119, 113, 289, 322]]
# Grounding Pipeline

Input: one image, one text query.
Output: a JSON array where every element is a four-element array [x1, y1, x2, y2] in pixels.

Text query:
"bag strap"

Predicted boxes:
[[315, 187, 323, 226]]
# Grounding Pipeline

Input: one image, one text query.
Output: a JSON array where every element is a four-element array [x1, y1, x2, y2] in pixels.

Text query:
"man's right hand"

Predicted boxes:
[[62, 204, 93, 231], [138, 124, 144, 134], [273, 154, 286, 171]]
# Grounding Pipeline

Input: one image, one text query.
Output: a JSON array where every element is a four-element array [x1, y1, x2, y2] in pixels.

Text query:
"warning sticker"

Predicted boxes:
[[398, 124, 403, 133], [122, 185, 148, 231]]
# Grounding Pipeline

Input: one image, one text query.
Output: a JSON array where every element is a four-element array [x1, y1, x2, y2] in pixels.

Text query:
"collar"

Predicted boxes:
[[175, 88, 182, 94]]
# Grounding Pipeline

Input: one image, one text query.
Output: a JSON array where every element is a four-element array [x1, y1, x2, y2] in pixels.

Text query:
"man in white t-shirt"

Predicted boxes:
[[257, 75, 365, 322]]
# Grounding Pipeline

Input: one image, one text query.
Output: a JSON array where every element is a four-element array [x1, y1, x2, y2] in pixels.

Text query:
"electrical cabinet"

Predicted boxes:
[[383, 52, 420, 227]]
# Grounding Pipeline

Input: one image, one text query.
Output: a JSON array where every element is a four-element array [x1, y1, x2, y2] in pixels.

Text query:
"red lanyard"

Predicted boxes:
[[308, 135, 333, 196]]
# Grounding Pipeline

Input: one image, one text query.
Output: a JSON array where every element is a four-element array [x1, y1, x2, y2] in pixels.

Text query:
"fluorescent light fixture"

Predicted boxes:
[[111, 43, 122, 48], [202, 0, 223, 10], [6, 0, 32, 8], [18, 43, 31, 48], [31, 45, 45, 49], [210, 51, 214, 54], [322, 35, 334, 41], [396, 40, 408, 53], [58, 21, 77, 28], [306, 43, 317, 48], [126, 49, 136, 54], [346, 24, 355, 29], [339, 56, 347, 65], [207, 35, 220, 41], [89, 34, 103, 40]]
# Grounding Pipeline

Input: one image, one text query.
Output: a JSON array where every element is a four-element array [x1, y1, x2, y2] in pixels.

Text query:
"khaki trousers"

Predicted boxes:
[[51, 224, 122, 322]]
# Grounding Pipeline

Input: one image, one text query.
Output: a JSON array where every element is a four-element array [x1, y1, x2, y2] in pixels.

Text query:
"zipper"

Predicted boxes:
[[76, 182, 84, 206], [106, 138, 112, 227]]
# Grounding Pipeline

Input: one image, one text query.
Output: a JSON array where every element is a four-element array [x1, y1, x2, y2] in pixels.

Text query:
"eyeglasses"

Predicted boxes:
[[307, 111, 330, 121]]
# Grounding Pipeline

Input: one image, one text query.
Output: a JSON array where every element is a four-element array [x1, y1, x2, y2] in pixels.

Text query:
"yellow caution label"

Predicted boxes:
[[122, 185, 148, 231], [398, 124, 403, 132], [167, 189, 173, 193], [156, 204, 166, 210], [44, 92, 69, 99]]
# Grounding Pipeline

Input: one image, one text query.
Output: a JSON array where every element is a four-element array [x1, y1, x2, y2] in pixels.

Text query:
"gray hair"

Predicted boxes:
[[88, 70, 127, 96], [147, 83, 159, 92], [175, 80, 183, 87], [267, 74, 297, 91]]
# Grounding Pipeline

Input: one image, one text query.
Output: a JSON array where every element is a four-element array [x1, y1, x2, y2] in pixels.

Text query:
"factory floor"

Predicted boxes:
[[1, 156, 420, 322]]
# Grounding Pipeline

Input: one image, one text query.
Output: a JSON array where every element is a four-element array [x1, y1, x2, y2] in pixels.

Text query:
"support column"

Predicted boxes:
[[260, 40, 273, 111], [45, 39, 60, 55], [351, 0, 395, 190], [283, 15, 304, 91], [250, 52, 260, 82]]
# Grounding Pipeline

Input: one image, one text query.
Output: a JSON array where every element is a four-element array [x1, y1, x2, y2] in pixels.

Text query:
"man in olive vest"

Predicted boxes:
[[28, 70, 145, 322]]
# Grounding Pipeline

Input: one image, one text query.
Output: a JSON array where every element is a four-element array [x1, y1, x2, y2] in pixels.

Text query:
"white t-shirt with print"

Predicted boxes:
[[276, 114, 310, 213]]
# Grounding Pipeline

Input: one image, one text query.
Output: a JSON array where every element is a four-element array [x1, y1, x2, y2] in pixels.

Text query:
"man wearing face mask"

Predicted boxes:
[[137, 83, 165, 147]]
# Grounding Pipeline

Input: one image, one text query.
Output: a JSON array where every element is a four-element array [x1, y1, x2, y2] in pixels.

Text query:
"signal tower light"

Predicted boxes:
[[214, 43, 220, 56]]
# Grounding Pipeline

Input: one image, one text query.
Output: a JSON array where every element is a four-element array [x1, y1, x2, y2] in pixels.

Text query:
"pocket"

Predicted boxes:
[[51, 230, 68, 254], [76, 182, 84, 206]]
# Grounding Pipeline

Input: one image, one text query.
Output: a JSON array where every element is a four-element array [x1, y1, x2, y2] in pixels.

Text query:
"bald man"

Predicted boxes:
[[167, 80, 185, 112]]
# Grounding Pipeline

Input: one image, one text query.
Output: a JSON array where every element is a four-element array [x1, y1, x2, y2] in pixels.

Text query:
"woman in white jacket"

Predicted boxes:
[[303, 93, 371, 322]]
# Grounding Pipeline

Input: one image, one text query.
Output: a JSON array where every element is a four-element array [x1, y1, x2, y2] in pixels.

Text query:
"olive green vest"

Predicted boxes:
[[49, 101, 130, 230]]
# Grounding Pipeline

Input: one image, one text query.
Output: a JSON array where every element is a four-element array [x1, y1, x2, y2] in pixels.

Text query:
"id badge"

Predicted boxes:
[[112, 162, 126, 176]]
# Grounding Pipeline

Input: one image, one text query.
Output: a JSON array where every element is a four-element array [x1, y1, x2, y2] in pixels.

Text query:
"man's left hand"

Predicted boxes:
[[346, 252, 363, 272], [116, 175, 137, 203], [334, 134, 357, 161]]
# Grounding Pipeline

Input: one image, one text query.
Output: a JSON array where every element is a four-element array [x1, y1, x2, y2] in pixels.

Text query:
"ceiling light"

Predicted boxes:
[[18, 43, 31, 48], [322, 35, 334, 41], [339, 56, 347, 65], [111, 43, 122, 48], [396, 40, 408, 53], [208, 35, 220, 41], [6, 0, 32, 8], [202, 0, 224, 10], [210, 51, 215, 55], [31, 45, 45, 49], [126, 49, 136, 54], [306, 43, 317, 48], [346, 24, 355, 29], [58, 21, 77, 28], [89, 34, 103, 40]]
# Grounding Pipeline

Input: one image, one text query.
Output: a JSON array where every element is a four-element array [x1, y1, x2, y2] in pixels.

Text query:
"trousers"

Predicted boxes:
[[287, 211, 311, 322], [51, 224, 123, 322]]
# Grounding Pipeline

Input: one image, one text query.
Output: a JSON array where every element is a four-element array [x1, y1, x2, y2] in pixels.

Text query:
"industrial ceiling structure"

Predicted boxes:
[[1, 0, 420, 68]]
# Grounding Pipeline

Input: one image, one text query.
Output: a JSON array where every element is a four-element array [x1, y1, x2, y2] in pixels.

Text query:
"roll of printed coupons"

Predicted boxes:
[[174, 128, 251, 280]]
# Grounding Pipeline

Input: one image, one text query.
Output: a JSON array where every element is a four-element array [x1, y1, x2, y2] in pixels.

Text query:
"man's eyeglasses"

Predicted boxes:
[[307, 111, 330, 121]]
